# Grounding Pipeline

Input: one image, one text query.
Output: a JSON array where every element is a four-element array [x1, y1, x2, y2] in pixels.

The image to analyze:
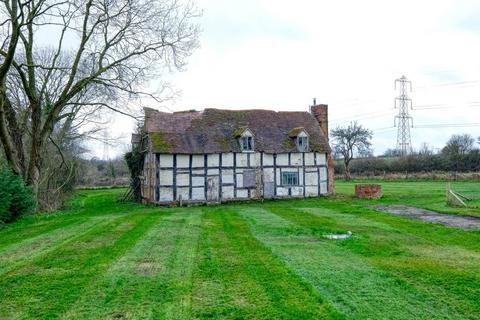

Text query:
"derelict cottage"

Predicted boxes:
[[133, 103, 334, 204]]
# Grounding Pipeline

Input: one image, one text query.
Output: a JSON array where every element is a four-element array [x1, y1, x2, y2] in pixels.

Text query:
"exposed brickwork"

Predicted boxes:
[[355, 184, 383, 199], [311, 104, 334, 194], [310, 104, 328, 139], [327, 154, 335, 194]]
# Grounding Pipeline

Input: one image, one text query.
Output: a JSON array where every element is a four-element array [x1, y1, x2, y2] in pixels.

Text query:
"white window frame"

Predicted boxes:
[[281, 171, 299, 186], [297, 136, 309, 152], [239, 129, 254, 152]]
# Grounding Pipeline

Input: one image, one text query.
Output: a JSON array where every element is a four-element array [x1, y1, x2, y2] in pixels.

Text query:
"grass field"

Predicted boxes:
[[0, 180, 479, 319]]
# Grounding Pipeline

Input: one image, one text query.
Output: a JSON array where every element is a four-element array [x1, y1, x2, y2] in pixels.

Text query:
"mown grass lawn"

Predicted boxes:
[[0, 181, 479, 319]]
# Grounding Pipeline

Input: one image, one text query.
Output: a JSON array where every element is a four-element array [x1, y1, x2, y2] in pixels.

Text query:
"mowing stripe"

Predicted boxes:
[[0, 215, 118, 276], [0, 213, 161, 320], [61, 209, 203, 320], [239, 207, 469, 320], [190, 207, 341, 320], [0, 216, 86, 250], [277, 205, 480, 316]]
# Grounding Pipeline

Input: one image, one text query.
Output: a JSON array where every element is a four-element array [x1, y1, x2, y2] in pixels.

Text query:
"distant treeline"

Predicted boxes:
[[335, 151, 480, 178]]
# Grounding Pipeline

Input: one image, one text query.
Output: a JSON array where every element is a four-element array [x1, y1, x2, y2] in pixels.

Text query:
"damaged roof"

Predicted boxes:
[[143, 107, 330, 154]]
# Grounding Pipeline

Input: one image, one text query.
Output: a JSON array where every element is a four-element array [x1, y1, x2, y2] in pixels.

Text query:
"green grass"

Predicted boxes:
[[0, 183, 479, 319], [335, 180, 480, 217]]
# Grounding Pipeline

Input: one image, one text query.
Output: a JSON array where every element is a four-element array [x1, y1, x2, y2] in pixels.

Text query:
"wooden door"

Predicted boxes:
[[207, 176, 219, 202]]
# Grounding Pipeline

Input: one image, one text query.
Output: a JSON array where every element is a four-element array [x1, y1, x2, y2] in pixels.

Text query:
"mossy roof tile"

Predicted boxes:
[[143, 108, 330, 154]]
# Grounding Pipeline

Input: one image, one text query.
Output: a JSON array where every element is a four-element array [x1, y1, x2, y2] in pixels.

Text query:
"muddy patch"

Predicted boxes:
[[374, 205, 480, 230]]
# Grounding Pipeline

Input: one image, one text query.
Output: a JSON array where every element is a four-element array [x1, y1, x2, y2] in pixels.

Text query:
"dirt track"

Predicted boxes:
[[374, 205, 480, 230]]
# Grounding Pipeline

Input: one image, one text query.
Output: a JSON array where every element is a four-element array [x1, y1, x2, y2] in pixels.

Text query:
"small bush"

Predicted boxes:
[[0, 170, 36, 224]]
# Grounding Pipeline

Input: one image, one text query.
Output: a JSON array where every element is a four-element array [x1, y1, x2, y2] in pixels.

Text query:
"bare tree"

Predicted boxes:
[[418, 142, 434, 156], [0, 0, 200, 197], [442, 134, 475, 156], [331, 122, 372, 181]]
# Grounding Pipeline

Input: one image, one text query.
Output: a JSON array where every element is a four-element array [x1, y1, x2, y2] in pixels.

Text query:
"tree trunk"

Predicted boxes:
[[343, 159, 351, 181], [26, 100, 44, 198]]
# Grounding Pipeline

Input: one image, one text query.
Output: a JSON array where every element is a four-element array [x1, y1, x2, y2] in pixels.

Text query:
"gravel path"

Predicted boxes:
[[374, 205, 480, 230]]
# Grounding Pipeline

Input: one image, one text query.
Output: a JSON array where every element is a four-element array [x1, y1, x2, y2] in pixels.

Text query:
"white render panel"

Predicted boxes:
[[236, 153, 248, 167], [159, 187, 173, 201], [305, 186, 318, 197], [192, 155, 204, 167], [263, 153, 274, 166], [304, 153, 315, 166], [192, 176, 205, 187], [159, 170, 173, 185], [263, 168, 274, 183], [276, 170, 281, 185], [207, 154, 220, 167], [192, 187, 205, 200], [305, 172, 319, 186], [236, 189, 248, 198], [176, 174, 189, 186], [320, 182, 328, 194], [159, 154, 173, 167], [320, 167, 328, 180], [316, 153, 326, 166], [251, 153, 261, 167], [236, 173, 243, 188], [222, 170, 234, 184], [192, 169, 204, 175], [208, 168, 219, 175], [291, 187, 303, 196], [276, 153, 288, 166], [299, 168, 304, 185], [276, 187, 289, 196], [177, 155, 189, 168], [222, 186, 234, 199], [176, 187, 189, 200], [291, 153, 302, 166], [222, 153, 234, 167]]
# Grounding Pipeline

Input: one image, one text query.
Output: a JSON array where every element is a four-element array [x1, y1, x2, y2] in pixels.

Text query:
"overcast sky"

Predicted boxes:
[[97, 0, 480, 159]]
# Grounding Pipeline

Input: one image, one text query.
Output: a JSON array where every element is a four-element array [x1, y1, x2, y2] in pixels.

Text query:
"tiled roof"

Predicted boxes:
[[144, 107, 330, 154]]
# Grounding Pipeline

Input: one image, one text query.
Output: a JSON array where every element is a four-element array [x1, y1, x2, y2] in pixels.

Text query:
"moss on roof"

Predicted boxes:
[[233, 127, 248, 137], [149, 132, 172, 153], [144, 108, 331, 154], [287, 127, 305, 137]]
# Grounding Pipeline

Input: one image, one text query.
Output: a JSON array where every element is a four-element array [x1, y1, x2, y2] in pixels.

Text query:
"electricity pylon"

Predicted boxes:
[[394, 75, 413, 156]]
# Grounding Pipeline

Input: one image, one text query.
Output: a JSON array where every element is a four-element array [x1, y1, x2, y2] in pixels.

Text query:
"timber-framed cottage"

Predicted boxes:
[[132, 103, 334, 204]]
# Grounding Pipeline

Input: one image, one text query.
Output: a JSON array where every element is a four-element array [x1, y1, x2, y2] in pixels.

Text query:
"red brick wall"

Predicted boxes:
[[355, 184, 383, 199], [310, 104, 328, 139]]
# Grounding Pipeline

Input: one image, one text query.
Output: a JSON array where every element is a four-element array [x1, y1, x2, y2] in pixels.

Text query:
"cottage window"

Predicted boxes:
[[240, 136, 254, 152], [297, 136, 309, 152], [281, 172, 299, 186]]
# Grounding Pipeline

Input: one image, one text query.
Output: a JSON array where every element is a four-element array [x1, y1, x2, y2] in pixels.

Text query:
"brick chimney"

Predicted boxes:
[[310, 103, 329, 140], [310, 101, 334, 194]]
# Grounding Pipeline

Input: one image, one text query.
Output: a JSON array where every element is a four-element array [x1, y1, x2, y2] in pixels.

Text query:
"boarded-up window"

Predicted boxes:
[[243, 170, 256, 188]]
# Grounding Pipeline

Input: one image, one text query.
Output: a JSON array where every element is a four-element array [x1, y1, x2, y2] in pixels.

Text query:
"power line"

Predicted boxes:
[[414, 122, 480, 128], [416, 80, 480, 90], [330, 111, 394, 125]]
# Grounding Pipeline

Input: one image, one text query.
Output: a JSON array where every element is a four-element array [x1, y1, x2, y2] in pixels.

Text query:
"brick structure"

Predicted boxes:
[[355, 184, 383, 199], [311, 104, 334, 194]]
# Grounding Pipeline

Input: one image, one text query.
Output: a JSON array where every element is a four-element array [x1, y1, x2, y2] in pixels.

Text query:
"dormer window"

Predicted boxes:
[[240, 136, 254, 151], [297, 136, 309, 152], [288, 127, 309, 152], [234, 127, 254, 152]]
